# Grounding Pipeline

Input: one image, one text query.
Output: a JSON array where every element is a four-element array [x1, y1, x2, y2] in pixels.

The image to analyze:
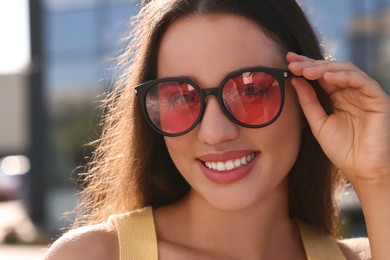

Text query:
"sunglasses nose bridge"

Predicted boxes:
[[202, 87, 219, 98], [201, 87, 222, 111]]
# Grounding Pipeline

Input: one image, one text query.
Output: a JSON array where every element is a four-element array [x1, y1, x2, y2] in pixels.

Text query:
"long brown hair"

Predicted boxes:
[[75, 0, 344, 236]]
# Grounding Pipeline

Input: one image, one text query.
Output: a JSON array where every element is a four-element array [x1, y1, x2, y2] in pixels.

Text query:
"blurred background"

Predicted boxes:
[[0, 0, 389, 258]]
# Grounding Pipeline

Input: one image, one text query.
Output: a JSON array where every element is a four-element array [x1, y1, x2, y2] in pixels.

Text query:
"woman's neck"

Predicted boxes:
[[154, 180, 305, 259]]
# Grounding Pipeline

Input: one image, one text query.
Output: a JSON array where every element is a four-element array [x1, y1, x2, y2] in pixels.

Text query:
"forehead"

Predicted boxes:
[[157, 13, 286, 83]]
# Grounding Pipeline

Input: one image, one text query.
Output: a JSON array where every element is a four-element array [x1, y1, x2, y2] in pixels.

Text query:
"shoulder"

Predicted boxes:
[[337, 237, 371, 260], [43, 221, 119, 260]]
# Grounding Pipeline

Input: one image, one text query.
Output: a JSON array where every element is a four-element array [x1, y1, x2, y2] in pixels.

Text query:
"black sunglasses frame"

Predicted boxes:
[[135, 66, 293, 137]]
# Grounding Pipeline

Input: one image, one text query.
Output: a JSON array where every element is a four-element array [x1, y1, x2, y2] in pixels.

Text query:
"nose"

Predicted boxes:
[[197, 96, 239, 145]]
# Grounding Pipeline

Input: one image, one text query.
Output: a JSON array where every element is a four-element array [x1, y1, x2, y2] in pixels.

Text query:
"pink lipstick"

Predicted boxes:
[[197, 150, 258, 184]]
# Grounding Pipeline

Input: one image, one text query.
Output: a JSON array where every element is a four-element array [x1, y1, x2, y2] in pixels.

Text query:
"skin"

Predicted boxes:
[[44, 13, 390, 260]]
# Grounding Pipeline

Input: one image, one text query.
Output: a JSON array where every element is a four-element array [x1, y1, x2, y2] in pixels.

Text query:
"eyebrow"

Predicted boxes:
[[157, 73, 199, 85]]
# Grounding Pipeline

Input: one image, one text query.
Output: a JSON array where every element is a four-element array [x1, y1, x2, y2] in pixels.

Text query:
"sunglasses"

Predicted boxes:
[[135, 66, 293, 137]]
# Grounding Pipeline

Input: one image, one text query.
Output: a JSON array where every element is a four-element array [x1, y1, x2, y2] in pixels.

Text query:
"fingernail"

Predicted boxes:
[[290, 62, 303, 67], [303, 66, 317, 71]]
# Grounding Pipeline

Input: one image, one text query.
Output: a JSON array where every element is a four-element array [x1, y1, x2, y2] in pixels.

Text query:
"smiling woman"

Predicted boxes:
[[44, 0, 390, 259], [157, 14, 303, 214]]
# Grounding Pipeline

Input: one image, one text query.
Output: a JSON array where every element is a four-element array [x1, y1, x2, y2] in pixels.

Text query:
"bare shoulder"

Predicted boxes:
[[337, 237, 371, 260], [43, 221, 119, 260]]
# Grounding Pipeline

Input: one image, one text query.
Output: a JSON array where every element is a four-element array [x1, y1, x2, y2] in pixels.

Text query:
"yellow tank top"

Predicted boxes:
[[109, 207, 346, 260]]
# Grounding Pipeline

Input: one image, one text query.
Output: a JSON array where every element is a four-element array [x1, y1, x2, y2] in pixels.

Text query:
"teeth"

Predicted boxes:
[[217, 162, 225, 171], [203, 152, 256, 172], [241, 156, 247, 165]]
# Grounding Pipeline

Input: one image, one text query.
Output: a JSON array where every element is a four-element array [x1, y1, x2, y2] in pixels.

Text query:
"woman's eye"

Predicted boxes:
[[183, 92, 198, 102], [243, 84, 268, 96], [168, 92, 198, 107]]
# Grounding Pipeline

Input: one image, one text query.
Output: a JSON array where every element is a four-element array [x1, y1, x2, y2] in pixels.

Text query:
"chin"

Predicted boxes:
[[193, 176, 290, 214]]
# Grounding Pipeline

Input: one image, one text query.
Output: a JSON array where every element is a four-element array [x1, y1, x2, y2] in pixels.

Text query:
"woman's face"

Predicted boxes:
[[157, 14, 302, 211]]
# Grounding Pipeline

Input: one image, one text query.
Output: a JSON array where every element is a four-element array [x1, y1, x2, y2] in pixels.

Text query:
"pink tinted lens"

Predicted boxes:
[[222, 72, 281, 125], [145, 81, 201, 134]]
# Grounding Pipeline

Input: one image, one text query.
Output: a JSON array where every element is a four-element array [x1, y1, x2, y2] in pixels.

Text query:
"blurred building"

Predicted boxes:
[[0, 0, 37, 244], [0, 75, 30, 202], [1, 0, 139, 238], [0, 0, 31, 201], [41, 0, 139, 234], [349, 1, 390, 94]]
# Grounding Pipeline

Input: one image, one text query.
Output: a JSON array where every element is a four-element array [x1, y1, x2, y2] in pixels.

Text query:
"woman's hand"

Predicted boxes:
[[286, 52, 390, 186], [287, 51, 390, 259]]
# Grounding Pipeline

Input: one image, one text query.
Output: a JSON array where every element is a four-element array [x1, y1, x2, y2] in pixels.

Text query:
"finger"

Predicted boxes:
[[299, 61, 357, 80], [287, 51, 335, 63], [288, 54, 389, 100], [287, 52, 323, 76], [323, 71, 386, 98], [287, 51, 353, 74], [286, 52, 334, 70], [301, 66, 385, 98], [290, 77, 328, 138], [286, 52, 315, 63], [289, 61, 385, 97], [288, 63, 339, 95], [288, 60, 354, 78]]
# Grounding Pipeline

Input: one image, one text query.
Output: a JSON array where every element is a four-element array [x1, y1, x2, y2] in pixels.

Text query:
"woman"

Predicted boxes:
[[45, 0, 390, 259]]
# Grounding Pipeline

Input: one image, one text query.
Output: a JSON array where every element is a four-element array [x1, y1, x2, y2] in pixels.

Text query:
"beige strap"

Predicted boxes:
[[110, 207, 158, 260], [298, 221, 346, 260]]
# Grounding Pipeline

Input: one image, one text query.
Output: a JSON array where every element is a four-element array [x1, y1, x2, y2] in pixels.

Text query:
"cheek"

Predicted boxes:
[[259, 86, 302, 170], [164, 135, 195, 175]]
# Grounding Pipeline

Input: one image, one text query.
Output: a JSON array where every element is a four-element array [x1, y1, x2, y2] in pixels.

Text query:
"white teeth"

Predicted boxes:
[[217, 162, 225, 171], [234, 159, 241, 167], [241, 156, 247, 165], [203, 152, 256, 172], [211, 162, 217, 170], [225, 160, 234, 170]]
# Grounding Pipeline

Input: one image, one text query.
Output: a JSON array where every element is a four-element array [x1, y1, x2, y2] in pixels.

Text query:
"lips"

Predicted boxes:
[[197, 150, 258, 184]]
